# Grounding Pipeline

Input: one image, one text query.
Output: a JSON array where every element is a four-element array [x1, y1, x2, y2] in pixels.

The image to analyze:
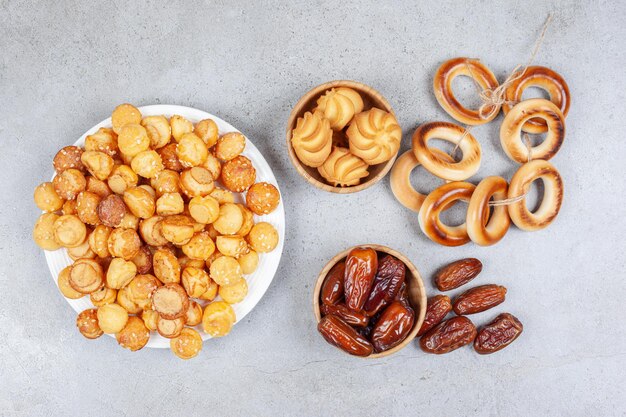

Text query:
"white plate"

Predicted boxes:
[[44, 104, 285, 348]]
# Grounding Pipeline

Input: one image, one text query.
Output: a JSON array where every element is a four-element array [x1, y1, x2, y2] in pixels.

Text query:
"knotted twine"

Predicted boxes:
[[450, 13, 554, 207], [470, 13, 554, 120]]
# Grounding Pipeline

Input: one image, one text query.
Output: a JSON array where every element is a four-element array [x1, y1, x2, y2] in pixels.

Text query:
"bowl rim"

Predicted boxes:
[[312, 244, 427, 358], [286, 80, 399, 194]]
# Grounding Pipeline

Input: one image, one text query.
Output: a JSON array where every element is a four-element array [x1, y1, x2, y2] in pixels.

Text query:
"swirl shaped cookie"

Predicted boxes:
[[317, 147, 369, 187], [291, 111, 333, 167], [314, 87, 364, 130], [347, 108, 401, 165]]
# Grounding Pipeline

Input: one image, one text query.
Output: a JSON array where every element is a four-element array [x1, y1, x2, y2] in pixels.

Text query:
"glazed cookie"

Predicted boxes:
[[221, 155, 256, 192], [170, 328, 203, 359], [245, 182, 280, 215], [116, 316, 150, 351]]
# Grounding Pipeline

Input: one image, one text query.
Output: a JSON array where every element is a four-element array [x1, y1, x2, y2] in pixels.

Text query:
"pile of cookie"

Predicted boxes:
[[33, 104, 281, 359], [290, 86, 401, 187], [391, 58, 569, 246]]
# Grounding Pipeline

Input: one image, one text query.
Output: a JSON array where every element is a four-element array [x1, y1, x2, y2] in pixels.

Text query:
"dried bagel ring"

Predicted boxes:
[[390, 149, 454, 212], [466, 176, 511, 246], [412, 121, 481, 181], [500, 98, 565, 163], [507, 160, 563, 231], [434, 58, 500, 125], [418, 181, 475, 247], [502, 66, 570, 134]]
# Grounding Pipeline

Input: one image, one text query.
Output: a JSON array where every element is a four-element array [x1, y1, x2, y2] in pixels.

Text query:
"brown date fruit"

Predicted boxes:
[[344, 247, 378, 311], [320, 261, 345, 306], [417, 295, 452, 336], [435, 258, 482, 291], [452, 284, 507, 315], [320, 303, 369, 328], [359, 310, 381, 340], [394, 282, 410, 308], [474, 313, 523, 354], [317, 314, 373, 357], [363, 255, 405, 316], [370, 300, 415, 352], [419, 316, 477, 354]]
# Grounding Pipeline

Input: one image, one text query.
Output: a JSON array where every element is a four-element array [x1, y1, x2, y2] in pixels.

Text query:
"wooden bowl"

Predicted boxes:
[[286, 80, 399, 194], [313, 244, 427, 358]]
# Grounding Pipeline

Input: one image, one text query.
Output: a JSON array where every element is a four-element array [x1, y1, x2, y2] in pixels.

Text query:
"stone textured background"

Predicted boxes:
[[1, 1, 625, 416]]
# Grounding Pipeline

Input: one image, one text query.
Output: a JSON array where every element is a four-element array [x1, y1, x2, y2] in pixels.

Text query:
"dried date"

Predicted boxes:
[[419, 316, 477, 354], [394, 282, 410, 307], [359, 310, 381, 340], [320, 303, 369, 327], [344, 247, 378, 311], [364, 255, 405, 316], [452, 284, 507, 315], [435, 258, 482, 291], [371, 301, 415, 352], [417, 295, 452, 336], [317, 314, 373, 357], [320, 261, 345, 306], [474, 313, 523, 354]]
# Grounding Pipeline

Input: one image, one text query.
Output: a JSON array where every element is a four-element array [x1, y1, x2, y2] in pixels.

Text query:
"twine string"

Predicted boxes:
[[451, 125, 473, 162], [465, 13, 554, 120], [446, 14, 552, 209], [488, 134, 533, 207], [454, 13, 552, 159]]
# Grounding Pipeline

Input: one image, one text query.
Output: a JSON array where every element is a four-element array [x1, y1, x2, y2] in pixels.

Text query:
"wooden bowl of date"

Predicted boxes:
[[286, 80, 398, 194], [313, 244, 427, 358]]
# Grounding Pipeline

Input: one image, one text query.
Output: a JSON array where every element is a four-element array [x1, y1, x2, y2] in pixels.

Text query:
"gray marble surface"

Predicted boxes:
[[1, 1, 625, 416]]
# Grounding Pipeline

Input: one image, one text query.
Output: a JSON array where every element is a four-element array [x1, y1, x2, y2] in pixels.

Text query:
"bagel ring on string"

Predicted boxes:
[[418, 181, 476, 247], [433, 57, 500, 125], [412, 121, 481, 181], [502, 66, 570, 134], [507, 160, 563, 231], [390, 148, 454, 212], [500, 98, 565, 163], [466, 176, 511, 246]]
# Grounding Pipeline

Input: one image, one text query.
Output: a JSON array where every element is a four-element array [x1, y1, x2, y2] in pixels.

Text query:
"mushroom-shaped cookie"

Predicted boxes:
[[291, 111, 333, 167], [317, 147, 369, 187], [347, 108, 401, 165], [314, 87, 364, 130]]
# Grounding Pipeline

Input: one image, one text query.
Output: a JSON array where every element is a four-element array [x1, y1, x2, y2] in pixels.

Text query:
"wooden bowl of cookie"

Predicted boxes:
[[286, 81, 402, 194], [313, 244, 427, 358]]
